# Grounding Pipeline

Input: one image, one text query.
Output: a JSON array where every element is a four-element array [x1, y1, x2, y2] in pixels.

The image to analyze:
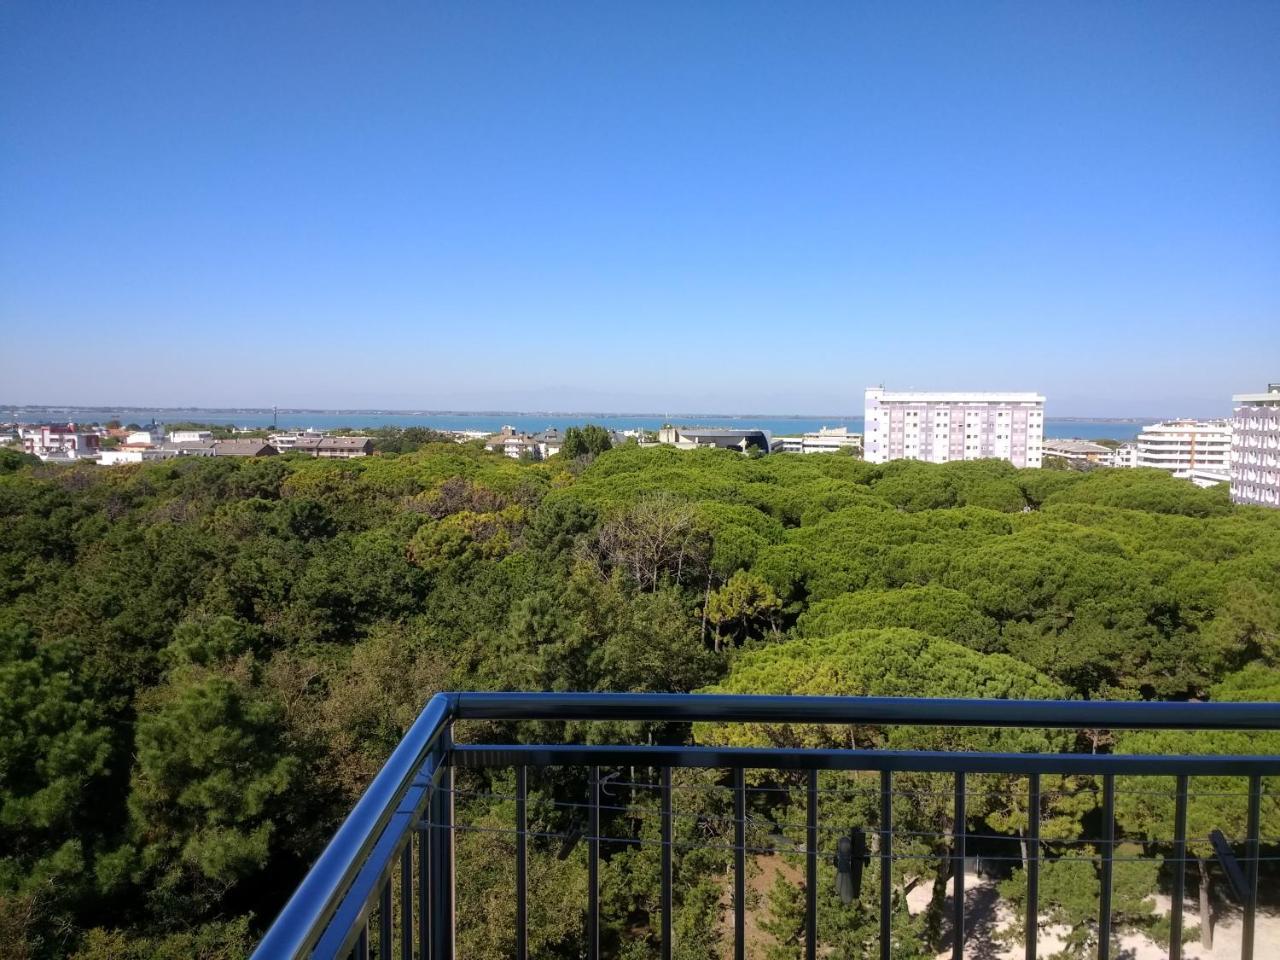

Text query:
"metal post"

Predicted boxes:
[[430, 765, 453, 960], [806, 769, 818, 960], [734, 767, 746, 960], [588, 766, 600, 960], [953, 771, 965, 960], [516, 766, 528, 960], [1170, 775, 1187, 960], [1026, 773, 1039, 960], [379, 878, 392, 959], [1098, 775, 1114, 960], [1243, 774, 1261, 960], [357, 922, 369, 960], [880, 770, 892, 960], [400, 843, 412, 960], [661, 767, 673, 960], [417, 823, 429, 960]]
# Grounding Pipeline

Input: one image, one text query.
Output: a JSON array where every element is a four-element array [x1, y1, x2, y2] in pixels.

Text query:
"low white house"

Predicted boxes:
[[1108, 443, 1139, 468], [269, 429, 325, 451], [486, 426, 541, 459], [169, 429, 213, 444], [1041, 439, 1114, 467], [126, 427, 166, 445], [290, 436, 374, 458], [531, 429, 564, 459], [99, 448, 176, 466], [161, 441, 217, 457]]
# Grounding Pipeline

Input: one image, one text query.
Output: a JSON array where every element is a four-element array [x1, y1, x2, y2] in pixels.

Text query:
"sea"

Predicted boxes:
[[4, 407, 1149, 441]]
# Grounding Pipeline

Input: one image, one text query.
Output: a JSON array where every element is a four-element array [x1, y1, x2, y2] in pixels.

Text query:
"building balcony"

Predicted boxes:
[[1236, 452, 1280, 468], [250, 693, 1280, 960]]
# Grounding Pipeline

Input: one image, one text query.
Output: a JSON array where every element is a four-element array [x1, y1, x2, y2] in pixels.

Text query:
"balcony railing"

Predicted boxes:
[[252, 694, 1280, 960]]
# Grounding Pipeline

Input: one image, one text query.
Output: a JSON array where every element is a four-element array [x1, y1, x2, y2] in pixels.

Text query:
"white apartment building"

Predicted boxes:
[[777, 426, 862, 455], [1132, 420, 1232, 477], [863, 388, 1045, 467], [1230, 383, 1280, 508]]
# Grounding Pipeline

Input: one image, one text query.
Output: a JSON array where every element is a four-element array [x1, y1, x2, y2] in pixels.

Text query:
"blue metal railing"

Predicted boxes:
[[251, 693, 1280, 960]]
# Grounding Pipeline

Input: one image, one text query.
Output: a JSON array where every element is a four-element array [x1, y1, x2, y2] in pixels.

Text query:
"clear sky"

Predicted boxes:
[[2, 2, 1277, 417]]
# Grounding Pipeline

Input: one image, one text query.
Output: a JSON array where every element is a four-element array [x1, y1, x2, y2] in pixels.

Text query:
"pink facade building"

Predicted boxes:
[[20, 423, 101, 461], [864, 387, 1045, 468]]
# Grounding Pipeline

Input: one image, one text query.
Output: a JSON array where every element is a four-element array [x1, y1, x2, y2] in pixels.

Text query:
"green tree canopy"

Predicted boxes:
[[796, 585, 998, 651], [561, 424, 613, 460]]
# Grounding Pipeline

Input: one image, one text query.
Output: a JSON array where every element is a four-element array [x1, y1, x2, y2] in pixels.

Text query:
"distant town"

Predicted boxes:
[[4, 382, 1277, 509]]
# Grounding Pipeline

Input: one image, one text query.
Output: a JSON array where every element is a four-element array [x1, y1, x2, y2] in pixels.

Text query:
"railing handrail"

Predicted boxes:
[[453, 691, 1280, 729], [252, 693, 456, 960], [454, 743, 1280, 776], [252, 691, 1280, 959]]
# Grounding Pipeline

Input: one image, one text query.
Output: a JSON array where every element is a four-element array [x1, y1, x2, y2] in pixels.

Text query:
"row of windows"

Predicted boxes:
[[896, 408, 1043, 416]]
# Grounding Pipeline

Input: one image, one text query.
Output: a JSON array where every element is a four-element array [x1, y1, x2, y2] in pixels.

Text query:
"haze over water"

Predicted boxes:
[[5, 407, 1151, 441]]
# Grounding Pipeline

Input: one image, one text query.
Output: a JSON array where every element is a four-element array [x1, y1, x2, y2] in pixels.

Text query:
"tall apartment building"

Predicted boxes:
[[863, 387, 1045, 467], [1230, 383, 1280, 508], [1132, 420, 1232, 477]]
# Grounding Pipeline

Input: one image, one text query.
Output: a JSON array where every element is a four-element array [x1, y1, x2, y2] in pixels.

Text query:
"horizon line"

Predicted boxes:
[[3, 403, 1176, 424]]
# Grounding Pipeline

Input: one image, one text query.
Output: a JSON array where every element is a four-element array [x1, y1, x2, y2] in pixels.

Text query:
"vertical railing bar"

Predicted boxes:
[[400, 843, 412, 960], [1098, 774, 1114, 960], [806, 769, 818, 960], [430, 763, 454, 960], [1171, 774, 1187, 960], [1242, 773, 1261, 960], [1026, 773, 1039, 960], [953, 771, 965, 960], [358, 922, 369, 960], [516, 766, 528, 960], [880, 769, 892, 960], [417, 822, 429, 960], [661, 767, 673, 960], [734, 767, 746, 960], [588, 765, 600, 960], [447, 769, 455, 960], [379, 877, 392, 960], [430, 773, 440, 960]]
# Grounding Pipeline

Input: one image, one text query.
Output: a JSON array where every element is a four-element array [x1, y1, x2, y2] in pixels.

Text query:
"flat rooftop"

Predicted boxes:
[[867, 389, 1045, 403], [1043, 439, 1112, 454], [1234, 392, 1280, 403]]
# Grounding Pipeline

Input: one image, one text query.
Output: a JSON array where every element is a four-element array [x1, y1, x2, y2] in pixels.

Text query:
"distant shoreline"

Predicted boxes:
[[2, 404, 1165, 424]]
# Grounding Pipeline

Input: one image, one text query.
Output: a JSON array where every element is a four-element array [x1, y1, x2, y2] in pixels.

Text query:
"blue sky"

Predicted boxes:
[[2, 2, 1277, 417]]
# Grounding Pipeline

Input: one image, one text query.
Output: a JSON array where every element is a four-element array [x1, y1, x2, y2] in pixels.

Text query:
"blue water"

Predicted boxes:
[[5, 406, 1147, 441]]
